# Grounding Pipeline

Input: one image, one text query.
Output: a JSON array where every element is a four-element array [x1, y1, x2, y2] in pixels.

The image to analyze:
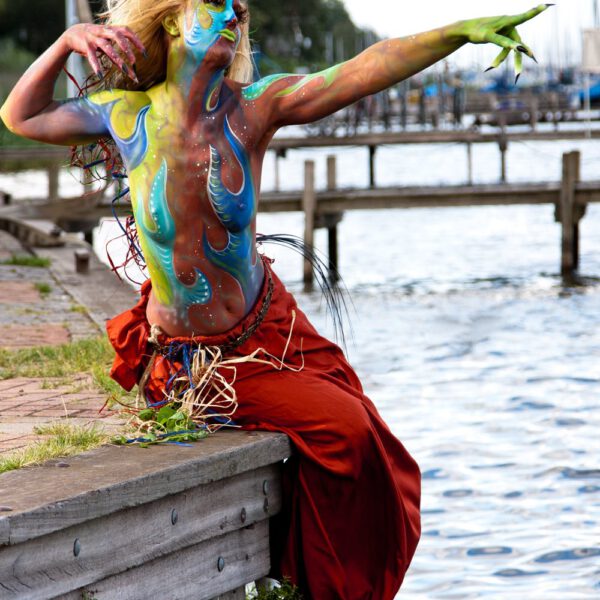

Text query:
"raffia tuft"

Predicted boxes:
[[137, 311, 303, 432]]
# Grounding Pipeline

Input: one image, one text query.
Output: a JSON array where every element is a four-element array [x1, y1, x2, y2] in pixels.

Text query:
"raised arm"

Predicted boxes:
[[0, 24, 144, 145], [244, 4, 550, 128]]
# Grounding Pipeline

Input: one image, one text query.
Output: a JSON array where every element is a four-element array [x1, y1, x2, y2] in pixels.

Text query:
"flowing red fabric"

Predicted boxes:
[[106, 269, 421, 600]]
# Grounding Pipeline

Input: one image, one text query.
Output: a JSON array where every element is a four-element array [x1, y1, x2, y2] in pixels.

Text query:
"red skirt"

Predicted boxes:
[[106, 268, 421, 600]]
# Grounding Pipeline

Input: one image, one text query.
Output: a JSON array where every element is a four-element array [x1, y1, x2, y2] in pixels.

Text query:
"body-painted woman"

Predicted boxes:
[[0, 3, 551, 598], [1, 1, 550, 337]]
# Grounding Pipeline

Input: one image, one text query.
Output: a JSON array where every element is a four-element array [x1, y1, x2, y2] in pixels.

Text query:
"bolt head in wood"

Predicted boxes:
[[240, 507, 247, 523], [217, 556, 225, 572], [171, 509, 178, 525], [262, 480, 269, 495], [73, 538, 81, 557]]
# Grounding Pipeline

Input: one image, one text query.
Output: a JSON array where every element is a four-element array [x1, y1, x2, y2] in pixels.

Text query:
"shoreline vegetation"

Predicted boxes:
[[0, 337, 133, 474], [0, 336, 131, 400], [0, 422, 111, 474]]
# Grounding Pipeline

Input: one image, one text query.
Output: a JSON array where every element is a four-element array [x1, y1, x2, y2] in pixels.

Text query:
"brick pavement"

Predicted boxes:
[[0, 377, 121, 455], [0, 231, 122, 456]]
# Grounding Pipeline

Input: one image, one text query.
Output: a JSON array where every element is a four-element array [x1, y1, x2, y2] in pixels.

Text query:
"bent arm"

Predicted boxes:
[[0, 34, 107, 145], [245, 25, 465, 128]]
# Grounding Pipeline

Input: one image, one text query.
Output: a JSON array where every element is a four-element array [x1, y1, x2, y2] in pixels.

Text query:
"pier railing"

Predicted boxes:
[[0, 430, 291, 600]]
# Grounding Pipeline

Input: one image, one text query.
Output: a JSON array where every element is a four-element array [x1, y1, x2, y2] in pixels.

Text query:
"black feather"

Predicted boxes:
[[257, 233, 352, 349]]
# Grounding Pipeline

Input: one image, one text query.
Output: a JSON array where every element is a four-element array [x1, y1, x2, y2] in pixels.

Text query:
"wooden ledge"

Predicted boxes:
[[0, 430, 291, 599], [0, 430, 291, 545]]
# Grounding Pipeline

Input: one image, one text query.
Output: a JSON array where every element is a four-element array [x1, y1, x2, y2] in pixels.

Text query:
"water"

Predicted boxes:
[[2, 136, 600, 598]]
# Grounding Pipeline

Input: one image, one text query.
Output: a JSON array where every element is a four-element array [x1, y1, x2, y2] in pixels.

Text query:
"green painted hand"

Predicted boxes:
[[451, 4, 553, 82]]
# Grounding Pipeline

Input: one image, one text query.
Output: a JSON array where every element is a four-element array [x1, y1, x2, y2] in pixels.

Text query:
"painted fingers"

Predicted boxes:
[[506, 3, 554, 28], [66, 24, 146, 84], [486, 27, 536, 83], [483, 5, 551, 82]]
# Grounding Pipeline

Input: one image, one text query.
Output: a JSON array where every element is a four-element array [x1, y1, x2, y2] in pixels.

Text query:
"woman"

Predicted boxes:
[[0, 2, 549, 597]]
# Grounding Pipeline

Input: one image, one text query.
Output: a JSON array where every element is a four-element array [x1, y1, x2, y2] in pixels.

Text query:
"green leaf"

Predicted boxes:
[[156, 405, 177, 423], [138, 409, 155, 422]]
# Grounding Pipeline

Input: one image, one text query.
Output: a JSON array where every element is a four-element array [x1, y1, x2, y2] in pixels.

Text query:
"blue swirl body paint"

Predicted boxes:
[[116, 104, 151, 170], [136, 159, 212, 316], [204, 116, 260, 305]]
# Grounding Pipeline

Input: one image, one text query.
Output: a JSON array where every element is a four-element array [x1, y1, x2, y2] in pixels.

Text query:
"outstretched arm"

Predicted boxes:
[[0, 24, 144, 145], [245, 4, 550, 128]]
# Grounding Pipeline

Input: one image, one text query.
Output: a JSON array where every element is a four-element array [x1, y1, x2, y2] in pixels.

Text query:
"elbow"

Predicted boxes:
[[0, 103, 19, 135]]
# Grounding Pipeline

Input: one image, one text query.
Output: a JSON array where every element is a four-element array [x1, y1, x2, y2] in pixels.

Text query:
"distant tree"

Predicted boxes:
[[0, 0, 65, 56], [250, 0, 372, 74], [0, 0, 375, 75]]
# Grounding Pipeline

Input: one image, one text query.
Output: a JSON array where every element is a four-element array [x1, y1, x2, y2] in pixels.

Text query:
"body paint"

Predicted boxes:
[[204, 115, 261, 307], [242, 65, 342, 102], [135, 159, 212, 316]]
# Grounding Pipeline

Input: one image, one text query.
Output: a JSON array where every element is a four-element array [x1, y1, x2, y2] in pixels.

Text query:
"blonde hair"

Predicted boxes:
[[99, 0, 253, 91]]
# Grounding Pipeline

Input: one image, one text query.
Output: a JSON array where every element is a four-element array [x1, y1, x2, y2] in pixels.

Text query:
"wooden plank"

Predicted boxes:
[[0, 431, 291, 545], [60, 522, 270, 600], [7, 180, 600, 225], [0, 465, 281, 599], [313, 183, 562, 213], [214, 586, 246, 600], [0, 216, 64, 248], [269, 128, 600, 152], [6, 127, 600, 171]]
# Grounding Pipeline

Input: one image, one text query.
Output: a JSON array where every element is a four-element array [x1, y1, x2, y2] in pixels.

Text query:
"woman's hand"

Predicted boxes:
[[61, 24, 146, 84], [449, 4, 552, 82]]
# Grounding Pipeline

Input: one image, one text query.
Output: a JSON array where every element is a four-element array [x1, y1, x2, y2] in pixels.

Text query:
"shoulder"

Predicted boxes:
[[86, 88, 151, 138], [237, 74, 298, 102], [86, 88, 151, 112]]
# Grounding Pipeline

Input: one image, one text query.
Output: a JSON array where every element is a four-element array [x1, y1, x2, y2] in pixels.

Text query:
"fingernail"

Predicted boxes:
[[95, 69, 103, 79], [122, 64, 130, 76], [143, 49, 149, 59]]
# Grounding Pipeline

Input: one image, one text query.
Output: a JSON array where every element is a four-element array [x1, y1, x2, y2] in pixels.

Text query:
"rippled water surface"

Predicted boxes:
[[2, 137, 599, 598], [260, 203, 600, 600]]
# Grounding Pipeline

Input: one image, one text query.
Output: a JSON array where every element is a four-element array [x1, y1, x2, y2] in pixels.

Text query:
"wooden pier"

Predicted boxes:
[[0, 430, 291, 600], [0, 142, 596, 288]]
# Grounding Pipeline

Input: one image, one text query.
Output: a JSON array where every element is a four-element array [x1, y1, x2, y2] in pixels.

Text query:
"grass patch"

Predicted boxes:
[[0, 422, 110, 475], [0, 337, 133, 403], [70, 304, 88, 314], [0, 254, 51, 268], [34, 282, 52, 296]]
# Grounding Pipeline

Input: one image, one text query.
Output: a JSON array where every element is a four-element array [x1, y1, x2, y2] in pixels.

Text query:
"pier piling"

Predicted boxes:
[[498, 122, 508, 183], [368, 145, 377, 187], [326, 155, 341, 284], [302, 160, 317, 292], [558, 150, 584, 278], [48, 163, 60, 201]]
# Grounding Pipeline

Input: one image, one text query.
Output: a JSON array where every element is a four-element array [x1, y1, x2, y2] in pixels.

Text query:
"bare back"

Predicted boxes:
[[89, 79, 271, 337]]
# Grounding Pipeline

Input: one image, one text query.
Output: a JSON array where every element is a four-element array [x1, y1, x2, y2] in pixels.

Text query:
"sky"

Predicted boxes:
[[341, 0, 597, 68]]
